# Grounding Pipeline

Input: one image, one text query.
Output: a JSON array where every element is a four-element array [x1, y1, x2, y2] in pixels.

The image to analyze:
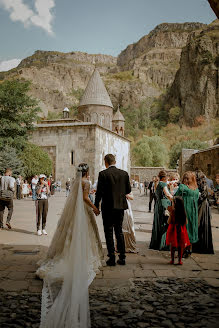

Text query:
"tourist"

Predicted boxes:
[[175, 171, 199, 256], [122, 192, 137, 253], [66, 178, 71, 197], [31, 175, 38, 201], [149, 170, 173, 250], [0, 168, 15, 230], [214, 173, 219, 211], [57, 179, 61, 192], [16, 175, 22, 200], [22, 180, 30, 199], [36, 174, 50, 236], [168, 172, 180, 195], [205, 174, 214, 206], [166, 196, 190, 265], [139, 182, 144, 195], [148, 176, 157, 213], [192, 170, 214, 254], [50, 177, 55, 195], [144, 180, 149, 195]]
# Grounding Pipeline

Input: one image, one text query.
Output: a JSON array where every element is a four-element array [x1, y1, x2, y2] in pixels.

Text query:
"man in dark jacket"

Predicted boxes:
[[95, 154, 131, 266]]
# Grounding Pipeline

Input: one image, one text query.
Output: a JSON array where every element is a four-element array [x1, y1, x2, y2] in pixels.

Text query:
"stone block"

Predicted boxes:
[[7, 265, 37, 272], [0, 280, 29, 292], [199, 270, 219, 278], [198, 262, 219, 271], [103, 269, 134, 279], [153, 269, 176, 277], [134, 269, 156, 278], [204, 278, 219, 288], [7, 271, 28, 280], [28, 285, 42, 293]]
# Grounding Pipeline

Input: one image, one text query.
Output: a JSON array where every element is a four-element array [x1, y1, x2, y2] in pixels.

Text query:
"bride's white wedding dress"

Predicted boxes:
[[36, 173, 103, 328]]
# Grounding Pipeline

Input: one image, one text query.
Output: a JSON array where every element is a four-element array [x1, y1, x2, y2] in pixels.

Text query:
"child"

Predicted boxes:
[[22, 180, 30, 199], [166, 196, 190, 265]]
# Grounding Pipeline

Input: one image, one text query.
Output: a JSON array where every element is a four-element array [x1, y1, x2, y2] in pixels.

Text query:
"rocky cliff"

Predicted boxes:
[[166, 20, 219, 125], [1, 21, 216, 122]]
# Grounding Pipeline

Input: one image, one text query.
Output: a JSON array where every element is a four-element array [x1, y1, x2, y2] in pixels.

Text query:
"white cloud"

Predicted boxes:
[[0, 0, 55, 34], [0, 58, 22, 72]]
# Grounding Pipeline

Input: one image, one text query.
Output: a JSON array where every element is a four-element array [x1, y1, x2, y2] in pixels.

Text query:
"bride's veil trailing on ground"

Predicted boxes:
[[39, 172, 92, 328]]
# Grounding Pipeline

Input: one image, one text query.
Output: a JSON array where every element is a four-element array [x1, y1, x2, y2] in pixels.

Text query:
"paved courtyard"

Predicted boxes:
[[0, 190, 219, 327]]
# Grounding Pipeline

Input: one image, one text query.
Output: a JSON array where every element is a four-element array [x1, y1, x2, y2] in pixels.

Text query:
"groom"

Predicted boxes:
[[94, 154, 131, 266]]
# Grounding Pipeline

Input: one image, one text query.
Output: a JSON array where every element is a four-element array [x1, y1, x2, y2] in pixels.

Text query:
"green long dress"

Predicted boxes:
[[175, 184, 199, 244], [149, 181, 168, 250]]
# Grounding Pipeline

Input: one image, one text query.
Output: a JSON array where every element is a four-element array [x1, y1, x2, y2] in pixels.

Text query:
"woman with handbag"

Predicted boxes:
[[175, 171, 199, 256], [149, 170, 173, 250]]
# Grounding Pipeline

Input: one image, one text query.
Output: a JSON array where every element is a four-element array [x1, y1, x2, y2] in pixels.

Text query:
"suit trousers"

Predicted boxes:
[[16, 185, 21, 200], [149, 192, 156, 211], [36, 199, 48, 230], [0, 199, 13, 227], [102, 209, 126, 259]]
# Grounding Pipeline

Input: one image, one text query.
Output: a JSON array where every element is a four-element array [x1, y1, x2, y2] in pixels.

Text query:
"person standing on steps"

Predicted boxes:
[[94, 154, 131, 266], [36, 174, 50, 236]]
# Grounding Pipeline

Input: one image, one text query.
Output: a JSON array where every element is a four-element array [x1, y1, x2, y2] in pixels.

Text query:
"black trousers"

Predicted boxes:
[[149, 192, 156, 211], [102, 209, 126, 259], [36, 199, 48, 230], [0, 199, 13, 227], [16, 185, 21, 199]]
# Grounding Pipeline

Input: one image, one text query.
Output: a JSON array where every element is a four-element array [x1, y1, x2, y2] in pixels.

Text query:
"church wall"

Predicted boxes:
[[30, 125, 97, 185], [94, 127, 130, 181]]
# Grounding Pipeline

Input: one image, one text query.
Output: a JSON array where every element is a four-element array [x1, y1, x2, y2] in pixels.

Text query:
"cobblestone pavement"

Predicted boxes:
[[0, 190, 219, 327]]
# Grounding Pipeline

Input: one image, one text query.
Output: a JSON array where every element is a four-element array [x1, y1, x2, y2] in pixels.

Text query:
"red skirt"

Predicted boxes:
[[166, 224, 190, 248]]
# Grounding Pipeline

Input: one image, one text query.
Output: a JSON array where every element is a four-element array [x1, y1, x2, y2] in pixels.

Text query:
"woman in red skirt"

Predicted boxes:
[[166, 196, 190, 265]]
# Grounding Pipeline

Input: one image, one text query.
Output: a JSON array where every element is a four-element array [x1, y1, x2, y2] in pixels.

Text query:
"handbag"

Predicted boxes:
[[0, 177, 14, 201]]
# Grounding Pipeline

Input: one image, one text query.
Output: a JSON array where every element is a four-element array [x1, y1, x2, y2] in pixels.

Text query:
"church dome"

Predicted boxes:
[[79, 69, 113, 108], [113, 108, 125, 121]]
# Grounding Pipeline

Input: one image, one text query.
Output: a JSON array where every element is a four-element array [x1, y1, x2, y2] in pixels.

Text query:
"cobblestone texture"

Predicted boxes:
[[90, 278, 219, 328]]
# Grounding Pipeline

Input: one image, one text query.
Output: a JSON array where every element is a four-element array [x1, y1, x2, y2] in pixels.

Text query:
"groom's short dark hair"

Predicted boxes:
[[104, 154, 116, 165]]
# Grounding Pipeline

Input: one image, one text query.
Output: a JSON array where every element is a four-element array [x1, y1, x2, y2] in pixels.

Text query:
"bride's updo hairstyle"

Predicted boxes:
[[77, 163, 89, 177]]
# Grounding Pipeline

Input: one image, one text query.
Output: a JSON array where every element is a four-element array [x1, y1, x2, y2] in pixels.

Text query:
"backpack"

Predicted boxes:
[[0, 177, 14, 201]]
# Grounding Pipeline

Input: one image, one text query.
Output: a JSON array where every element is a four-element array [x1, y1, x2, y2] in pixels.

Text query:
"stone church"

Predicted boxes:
[[30, 68, 130, 184]]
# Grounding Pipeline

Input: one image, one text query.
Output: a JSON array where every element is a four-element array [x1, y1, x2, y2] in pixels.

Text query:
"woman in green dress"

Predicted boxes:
[[175, 171, 199, 252], [149, 170, 173, 250]]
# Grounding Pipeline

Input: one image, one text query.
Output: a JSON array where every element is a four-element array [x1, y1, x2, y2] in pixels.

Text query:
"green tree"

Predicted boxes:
[[0, 79, 41, 150], [169, 139, 208, 169], [169, 106, 181, 123], [133, 135, 168, 167], [19, 143, 53, 178], [0, 146, 25, 177]]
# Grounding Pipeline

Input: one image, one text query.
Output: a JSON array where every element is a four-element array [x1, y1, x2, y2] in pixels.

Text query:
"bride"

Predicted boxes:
[[36, 163, 103, 328]]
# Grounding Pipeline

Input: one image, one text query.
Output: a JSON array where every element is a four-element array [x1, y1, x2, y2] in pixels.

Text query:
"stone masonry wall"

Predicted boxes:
[[30, 123, 130, 185], [94, 128, 130, 181], [130, 167, 176, 182]]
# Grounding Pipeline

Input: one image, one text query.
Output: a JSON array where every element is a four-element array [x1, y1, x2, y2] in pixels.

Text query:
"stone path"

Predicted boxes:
[[0, 190, 219, 327]]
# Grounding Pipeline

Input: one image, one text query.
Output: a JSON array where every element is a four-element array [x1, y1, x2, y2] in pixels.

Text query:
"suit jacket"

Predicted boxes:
[[94, 166, 131, 211]]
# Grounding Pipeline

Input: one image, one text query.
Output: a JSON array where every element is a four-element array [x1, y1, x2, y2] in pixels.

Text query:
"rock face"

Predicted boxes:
[[167, 20, 219, 124], [1, 21, 217, 123]]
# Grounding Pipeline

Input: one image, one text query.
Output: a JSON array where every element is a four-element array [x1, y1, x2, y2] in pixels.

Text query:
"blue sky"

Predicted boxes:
[[0, 0, 216, 71]]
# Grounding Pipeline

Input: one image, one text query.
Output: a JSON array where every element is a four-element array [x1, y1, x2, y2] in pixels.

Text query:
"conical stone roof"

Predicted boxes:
[[79, 69, 113, 108], [113, 107, 125, 121]]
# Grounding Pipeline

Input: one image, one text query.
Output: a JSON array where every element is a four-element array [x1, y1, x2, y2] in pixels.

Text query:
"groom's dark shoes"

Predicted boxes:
[[117, 259, 126, 265], [106, 256, 116, 266]]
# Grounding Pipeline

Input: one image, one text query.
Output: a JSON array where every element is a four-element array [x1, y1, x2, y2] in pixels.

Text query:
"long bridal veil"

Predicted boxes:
[[38, 172, 95, 328]]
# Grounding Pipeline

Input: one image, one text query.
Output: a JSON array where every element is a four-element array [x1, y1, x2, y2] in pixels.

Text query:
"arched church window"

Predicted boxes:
[[100, 113, 105, 126], [92, 112, 98, 124]]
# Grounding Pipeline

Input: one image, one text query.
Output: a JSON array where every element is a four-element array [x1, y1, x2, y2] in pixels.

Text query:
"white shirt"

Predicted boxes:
[[31, 178, 38, 190]]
